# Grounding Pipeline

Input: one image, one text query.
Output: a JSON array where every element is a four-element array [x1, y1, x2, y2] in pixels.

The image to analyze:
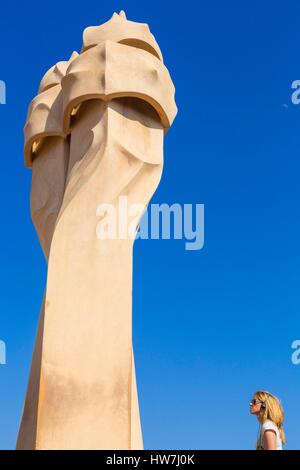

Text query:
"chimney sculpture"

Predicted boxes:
[[17, 11, 177, 450]]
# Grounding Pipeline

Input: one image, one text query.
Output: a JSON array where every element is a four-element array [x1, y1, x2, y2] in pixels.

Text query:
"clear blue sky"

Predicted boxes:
[[0, 0, 299, 450]]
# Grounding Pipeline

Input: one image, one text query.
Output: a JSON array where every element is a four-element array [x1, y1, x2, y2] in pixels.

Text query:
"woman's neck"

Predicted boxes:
[[256, 413, 265, 424]]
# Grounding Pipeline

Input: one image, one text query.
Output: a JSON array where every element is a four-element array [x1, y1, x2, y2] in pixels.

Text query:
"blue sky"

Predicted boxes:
[[0, 0, 300, 450]]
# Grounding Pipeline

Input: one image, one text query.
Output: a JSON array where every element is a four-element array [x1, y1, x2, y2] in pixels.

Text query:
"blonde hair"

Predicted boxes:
[[255, 390, 286, 445]]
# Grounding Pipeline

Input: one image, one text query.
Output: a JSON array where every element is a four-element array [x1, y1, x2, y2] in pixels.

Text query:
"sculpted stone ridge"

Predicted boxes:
[[81, 10, 163, 60], [38, 51, 79, 94], [62, 41, 177, 133], [24, 14, 177, 168]]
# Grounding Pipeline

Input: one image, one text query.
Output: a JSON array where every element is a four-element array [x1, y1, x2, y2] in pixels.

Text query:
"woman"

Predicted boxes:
[[249, 390, 286, 450]]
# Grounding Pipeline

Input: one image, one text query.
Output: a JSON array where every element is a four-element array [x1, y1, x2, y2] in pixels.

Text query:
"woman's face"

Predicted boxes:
[[249, 397, 262, 415]]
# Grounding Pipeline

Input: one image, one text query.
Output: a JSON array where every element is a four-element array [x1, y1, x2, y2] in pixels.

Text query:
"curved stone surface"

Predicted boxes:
[[24, 40, 176, 167], [82, 10, 163, 60], [62, 40, 177, 134], [24, 52, 78, 167], [17, 11, 177, 450]]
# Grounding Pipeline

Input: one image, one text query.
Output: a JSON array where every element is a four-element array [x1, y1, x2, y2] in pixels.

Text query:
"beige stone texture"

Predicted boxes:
[[17, 11, 177, 450]]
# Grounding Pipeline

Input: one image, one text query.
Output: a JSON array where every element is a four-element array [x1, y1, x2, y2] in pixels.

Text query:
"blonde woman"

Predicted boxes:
[[249, 390, 286, 450]]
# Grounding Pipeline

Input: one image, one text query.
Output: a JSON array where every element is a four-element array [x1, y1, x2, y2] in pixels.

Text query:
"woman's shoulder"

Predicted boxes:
[[261, 420, 279, 433]]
